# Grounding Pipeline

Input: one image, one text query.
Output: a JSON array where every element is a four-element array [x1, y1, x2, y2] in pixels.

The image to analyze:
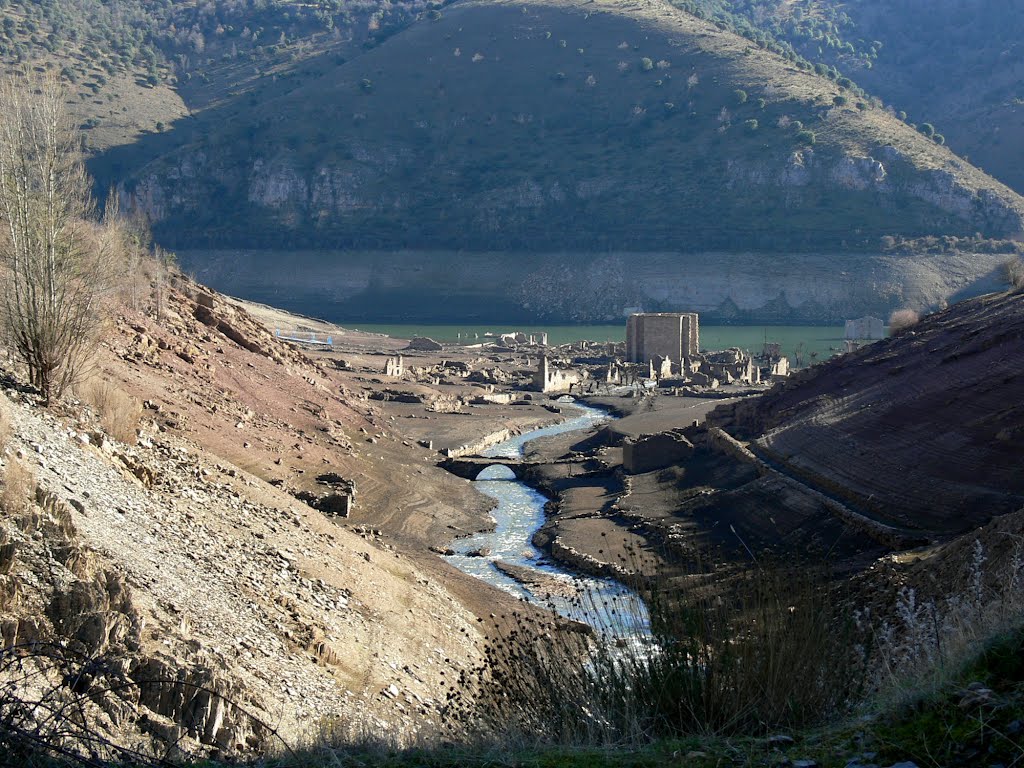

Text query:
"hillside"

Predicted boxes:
[[708, 287, 1024, 536], [110, 0, 1024, 255], [0, 0, 418, 153], [673, 0, 1024, 194], [0, 275, 539, 756]]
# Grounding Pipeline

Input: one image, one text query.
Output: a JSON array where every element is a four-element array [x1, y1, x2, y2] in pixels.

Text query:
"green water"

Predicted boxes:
[[339, 323, 857, 362]]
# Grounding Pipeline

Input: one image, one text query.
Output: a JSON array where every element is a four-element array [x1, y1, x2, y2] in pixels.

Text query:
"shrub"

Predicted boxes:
[[640, 57, 653, 71], [743, 118, 758, 132], [888, 308, 920, 334], [732, 88, 747, 104], [919, 122, 935, 137], [1003, 256, 1024, 290], [78, 378, 141, 444], [861, 539, 1024, 708], [833, 95, 847, 107], [1, 459, 34, 516], [446, 562, 861, 745], [795, 129, 816, 145]]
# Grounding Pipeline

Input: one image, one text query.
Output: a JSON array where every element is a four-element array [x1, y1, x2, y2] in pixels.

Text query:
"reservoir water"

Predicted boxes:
[[444, 401, 650, 640], [339, 323, 852, 362]]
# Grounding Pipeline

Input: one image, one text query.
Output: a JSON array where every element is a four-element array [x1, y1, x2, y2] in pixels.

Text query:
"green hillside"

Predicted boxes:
[[100, 0, 1024, 254], [667, 0, 1024, 193], [3, 0, 1024, 255]]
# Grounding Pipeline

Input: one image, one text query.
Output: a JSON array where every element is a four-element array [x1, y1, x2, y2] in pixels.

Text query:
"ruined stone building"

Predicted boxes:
[[533, 356, 583, 394], [845, 316, 885, 340], [703, 348, 761, 385], [626, 312, 700, 364], [649, 355, 674, 380], [384, 355, 404, 377]]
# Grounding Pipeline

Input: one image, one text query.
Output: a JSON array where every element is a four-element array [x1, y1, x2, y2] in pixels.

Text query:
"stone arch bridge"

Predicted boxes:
[[438, 456, 542, 481]]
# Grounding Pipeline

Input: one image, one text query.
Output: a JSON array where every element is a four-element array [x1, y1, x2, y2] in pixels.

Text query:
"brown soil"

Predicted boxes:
[[0, 276, 589, 757]]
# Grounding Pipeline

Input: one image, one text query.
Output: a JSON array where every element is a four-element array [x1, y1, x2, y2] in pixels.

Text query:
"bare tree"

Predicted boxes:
[[0, 72, 121, 403], [102, 189, 151, 311]]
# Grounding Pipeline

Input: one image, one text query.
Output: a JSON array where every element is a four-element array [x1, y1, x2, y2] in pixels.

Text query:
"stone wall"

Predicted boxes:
[[626, 313, 700, 363], [622, 430, 695, 474]]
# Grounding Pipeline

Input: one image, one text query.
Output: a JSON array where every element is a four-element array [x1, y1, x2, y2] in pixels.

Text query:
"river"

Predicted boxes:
[[443, 401, 650, 641]]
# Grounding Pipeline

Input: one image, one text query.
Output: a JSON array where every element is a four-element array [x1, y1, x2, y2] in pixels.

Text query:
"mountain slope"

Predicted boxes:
[[710, 287, 1024, 535], [677, 0, 1024, 194], [0, 0, 419, 153], [114, 0, 1024, 253], [0, 276, 507, 756]]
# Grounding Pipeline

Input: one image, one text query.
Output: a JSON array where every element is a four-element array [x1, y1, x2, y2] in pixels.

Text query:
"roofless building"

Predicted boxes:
[[626, 312, 700, 364]]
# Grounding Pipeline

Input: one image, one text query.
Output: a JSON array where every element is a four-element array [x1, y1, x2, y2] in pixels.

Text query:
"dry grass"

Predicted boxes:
[[862, 538, 1024, 708], [0, 396, 12, 452], [77, 378, 142, 445], [1, 459, 35, 517], [888, 308, 920, 334], [443, 562, 861, 746], [1004, 256, 1024, 290]]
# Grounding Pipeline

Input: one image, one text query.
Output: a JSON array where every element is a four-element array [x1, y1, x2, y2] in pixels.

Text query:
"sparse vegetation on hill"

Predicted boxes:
[[0, 0, 1021, 256], [98, 0, 1024, 255], [662, 0, 1024, 192]]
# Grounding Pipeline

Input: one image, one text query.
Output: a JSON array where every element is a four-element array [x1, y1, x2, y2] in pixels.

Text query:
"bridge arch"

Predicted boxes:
[[475, 464, 517, 481], [439, 456, 536, 481]]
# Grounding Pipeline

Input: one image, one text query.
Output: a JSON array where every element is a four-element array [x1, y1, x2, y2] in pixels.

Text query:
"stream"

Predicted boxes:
[[444, 401, 651, 641]]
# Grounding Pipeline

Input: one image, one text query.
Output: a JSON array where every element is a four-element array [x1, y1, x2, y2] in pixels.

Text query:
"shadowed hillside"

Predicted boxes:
[[110, 0, 1024, 255], [675, 0, 1024, 194], [710, 286, 1024, 535]]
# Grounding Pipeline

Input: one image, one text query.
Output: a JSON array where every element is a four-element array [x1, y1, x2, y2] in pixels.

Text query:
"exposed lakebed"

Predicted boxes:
[[444, 401, 650, 639]]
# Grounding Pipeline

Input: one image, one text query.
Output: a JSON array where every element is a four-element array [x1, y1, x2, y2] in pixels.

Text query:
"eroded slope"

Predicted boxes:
[[713, 289, 1024, 535]]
